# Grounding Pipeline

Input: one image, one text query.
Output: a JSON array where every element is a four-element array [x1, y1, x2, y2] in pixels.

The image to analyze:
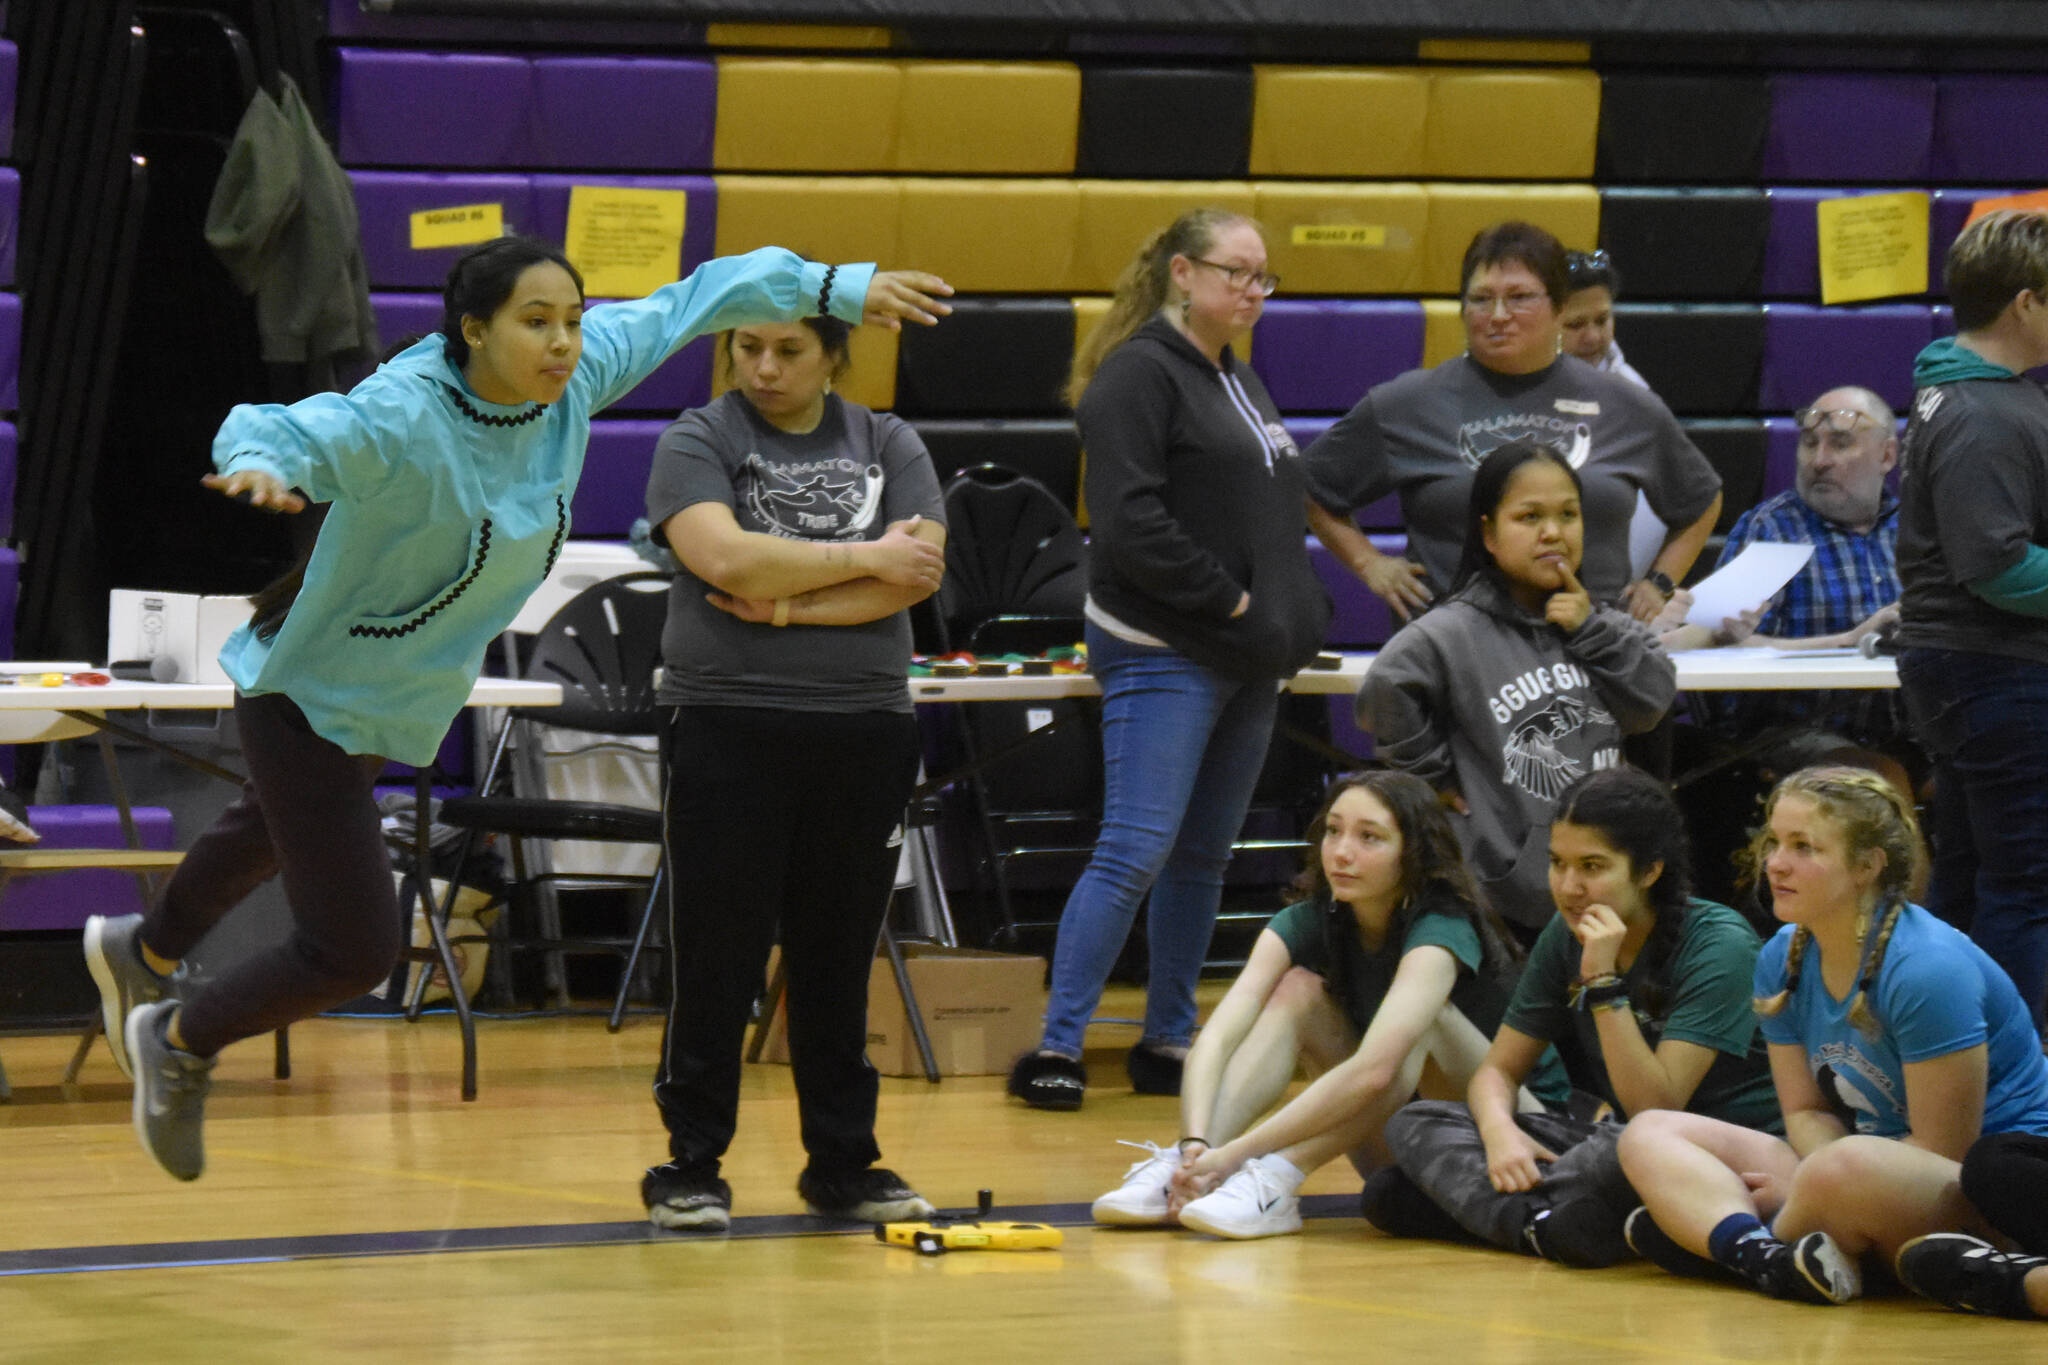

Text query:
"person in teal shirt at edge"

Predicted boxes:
[[79, 234, 953, 1183]]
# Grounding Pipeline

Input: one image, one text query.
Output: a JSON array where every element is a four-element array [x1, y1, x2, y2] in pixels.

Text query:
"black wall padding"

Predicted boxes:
[[911, 419, 1082, 511], [1599, 188, 1768, 299], [1596, 73, 1770, 184], [1613, 304, 1764, 418], [894, 298, 1074, 418], [1077, 66, 1252, 178], [1679, 419, 1767, 532]]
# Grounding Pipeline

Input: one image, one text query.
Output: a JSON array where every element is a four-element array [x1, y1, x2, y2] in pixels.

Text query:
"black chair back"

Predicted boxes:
[[935, 464, 1085, 649], [523, 572, 671, 736]]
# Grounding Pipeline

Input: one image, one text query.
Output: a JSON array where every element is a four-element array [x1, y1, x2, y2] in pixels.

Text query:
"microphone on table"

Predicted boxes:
[[109, 657, 181, 683], [1857, 625, 1900, 659]]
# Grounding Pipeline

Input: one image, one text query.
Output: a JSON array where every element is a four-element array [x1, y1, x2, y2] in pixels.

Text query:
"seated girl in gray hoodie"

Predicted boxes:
[[1356, 439, 1676, 937]]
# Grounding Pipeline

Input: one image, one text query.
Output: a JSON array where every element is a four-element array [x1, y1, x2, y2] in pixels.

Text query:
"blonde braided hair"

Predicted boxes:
[[1750, 766, 1924, 1036]]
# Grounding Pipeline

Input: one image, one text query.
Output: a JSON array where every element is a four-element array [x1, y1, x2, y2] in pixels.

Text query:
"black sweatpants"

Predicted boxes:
[[141, 690, 402, 1059], [652, 704, 920, 1176]]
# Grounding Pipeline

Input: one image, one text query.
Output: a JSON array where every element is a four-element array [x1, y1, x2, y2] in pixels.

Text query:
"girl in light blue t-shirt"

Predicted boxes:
[[1619, 766, 2048, 1308]]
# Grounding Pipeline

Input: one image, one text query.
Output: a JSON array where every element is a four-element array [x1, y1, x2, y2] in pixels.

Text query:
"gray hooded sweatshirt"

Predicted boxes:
[[1356, 575, 1675, 927]]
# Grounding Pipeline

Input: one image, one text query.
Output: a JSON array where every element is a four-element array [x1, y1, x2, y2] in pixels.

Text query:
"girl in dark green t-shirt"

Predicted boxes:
[[1364, 765, 1777, 1268], [1091, 770, 1559, 1240]]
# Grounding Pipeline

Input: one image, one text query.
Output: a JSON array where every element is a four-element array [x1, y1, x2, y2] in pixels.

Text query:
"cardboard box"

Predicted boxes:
[[758, 945, 1046, 1078], [107, 590, 254, 685]]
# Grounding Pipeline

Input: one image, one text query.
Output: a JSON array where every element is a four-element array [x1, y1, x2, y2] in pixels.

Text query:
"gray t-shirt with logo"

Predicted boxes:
[[1304, 354, 1720, 601], [645, 391, 945, 712]]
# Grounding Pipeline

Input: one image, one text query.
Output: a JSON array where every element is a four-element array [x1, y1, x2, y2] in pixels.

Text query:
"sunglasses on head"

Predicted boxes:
[[1795, 407, 1876, 437]]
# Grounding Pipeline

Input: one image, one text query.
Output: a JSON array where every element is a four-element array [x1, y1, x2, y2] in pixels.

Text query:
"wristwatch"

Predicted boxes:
[[1645, 570, 1676, 599]]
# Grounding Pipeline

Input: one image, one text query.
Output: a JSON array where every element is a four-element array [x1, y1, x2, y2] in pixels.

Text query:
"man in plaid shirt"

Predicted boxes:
[[1703, 385, 1903, 742]]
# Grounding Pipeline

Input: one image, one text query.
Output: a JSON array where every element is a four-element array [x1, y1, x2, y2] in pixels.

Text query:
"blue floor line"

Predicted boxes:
[[0, 1194, 1359, 1278]]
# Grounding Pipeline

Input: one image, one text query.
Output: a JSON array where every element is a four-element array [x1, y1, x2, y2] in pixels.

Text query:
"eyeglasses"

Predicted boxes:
[[1795, 407, 1877, 437], [1462, 290, 1552, 316], [1189, 258, 1282, 296]]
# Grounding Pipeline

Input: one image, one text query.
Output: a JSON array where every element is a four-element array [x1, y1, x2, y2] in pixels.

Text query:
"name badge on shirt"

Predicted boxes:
[[1555, 399, 1601, 416]]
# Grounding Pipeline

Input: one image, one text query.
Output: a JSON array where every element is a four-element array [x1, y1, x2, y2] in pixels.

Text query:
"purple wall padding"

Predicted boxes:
[[0, 291, 18, 410], [335, 49, 536, 168], [1252, 300, 1424, 414], [0, 40, 14, 159], [1309, 537, 1398, 650], [1764, 74, 1935, 183], [380, 716, 473, 786], [532, 56, 716, 170], [351, 172, 538, 289], [1285, 415, 1401, 529], [579, 419, 668, 538], [1760, 304, 1932, 414], [0, 168, 17, 287], [0, 806, 176, 930], [1934, 76, 2048, 183], [0, 422, 15, 540], [369, 291, 443, 357]]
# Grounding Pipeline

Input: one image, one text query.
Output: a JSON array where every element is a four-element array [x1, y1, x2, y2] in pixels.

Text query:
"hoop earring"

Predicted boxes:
[[1178, 297, 1192, 324]]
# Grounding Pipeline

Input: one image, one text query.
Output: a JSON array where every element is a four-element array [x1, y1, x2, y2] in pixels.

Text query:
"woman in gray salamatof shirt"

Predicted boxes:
[[639, 314, 949, 1233]]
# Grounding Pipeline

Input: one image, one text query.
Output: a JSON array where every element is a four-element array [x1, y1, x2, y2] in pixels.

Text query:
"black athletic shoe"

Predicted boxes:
[[1623, 1205, 1730, 1280], [1521, 1200, 1631, 1269], [1896, 1232, 2048, 1318], [1730, 1229, 1860, 1305], [1008, 1052, 1086, 1110], [1125, 1044, 1183, 1096], [797, 1167, 934, 1223], [642, 1162, 732, 1232]]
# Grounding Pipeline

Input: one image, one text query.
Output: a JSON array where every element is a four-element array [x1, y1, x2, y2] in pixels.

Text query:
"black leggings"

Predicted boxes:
[[652, 704, 920, 1176], [141, 690, 401, 1058], [1962, 1130, 2048, 1254]]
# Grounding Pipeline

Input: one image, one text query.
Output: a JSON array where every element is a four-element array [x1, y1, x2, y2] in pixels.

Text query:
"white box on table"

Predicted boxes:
[[107, 590, 255, 685]]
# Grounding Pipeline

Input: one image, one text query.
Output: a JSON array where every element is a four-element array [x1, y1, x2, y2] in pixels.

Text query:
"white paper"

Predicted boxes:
[[1683, 542, 1815, 627], [1627, 491, 1666, 580]]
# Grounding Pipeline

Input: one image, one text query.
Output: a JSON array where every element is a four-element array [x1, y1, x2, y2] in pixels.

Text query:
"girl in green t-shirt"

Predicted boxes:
[[1091, 769, 1550, 1240], [1363, 765, 1776, 1268]]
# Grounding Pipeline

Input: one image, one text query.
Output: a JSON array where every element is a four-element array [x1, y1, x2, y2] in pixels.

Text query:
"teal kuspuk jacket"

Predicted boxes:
[[212, 248, 874, 764]]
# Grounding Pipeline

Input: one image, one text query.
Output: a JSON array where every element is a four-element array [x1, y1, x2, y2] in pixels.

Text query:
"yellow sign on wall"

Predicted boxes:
[[565, 186, 688, 299], [409, 203, 503, 250], [1816, 192, 1929, 305]]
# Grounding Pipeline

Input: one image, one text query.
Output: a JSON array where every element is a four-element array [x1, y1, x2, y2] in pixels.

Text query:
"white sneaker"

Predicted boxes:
[[1091, 1141, 1182, 1226], [1178, 1157, 1303, 1240]]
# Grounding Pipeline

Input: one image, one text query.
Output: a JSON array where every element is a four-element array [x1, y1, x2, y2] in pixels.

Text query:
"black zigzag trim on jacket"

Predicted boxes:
[[349, 521, 493, 639], [447, 386, 548, 428], [541, 495, 567, 580]]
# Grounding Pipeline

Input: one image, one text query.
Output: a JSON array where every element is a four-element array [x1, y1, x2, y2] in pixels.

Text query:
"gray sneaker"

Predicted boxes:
[[84, 914, 168, 1080], [126, 1000, 214, 1182]]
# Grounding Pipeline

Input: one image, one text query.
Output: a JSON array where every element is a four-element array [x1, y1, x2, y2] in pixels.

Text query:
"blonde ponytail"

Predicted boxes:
[[1066, 207, 1255, 408]]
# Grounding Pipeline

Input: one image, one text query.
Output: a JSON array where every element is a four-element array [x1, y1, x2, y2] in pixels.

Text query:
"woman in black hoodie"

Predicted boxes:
[[1008, 208, 1331, 1110]]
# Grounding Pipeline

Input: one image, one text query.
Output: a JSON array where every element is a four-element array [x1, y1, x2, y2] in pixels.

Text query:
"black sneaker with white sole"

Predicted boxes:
[[1896, 1232, 2048, 1318], [1007, 1052, 1086, 1110], [797, 1167, 934, 1223], [642, 1162, 732, 1231]]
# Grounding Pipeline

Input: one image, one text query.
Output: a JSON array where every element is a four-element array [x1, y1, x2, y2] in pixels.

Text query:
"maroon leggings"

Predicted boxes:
[[141, 690, 401, 1058]]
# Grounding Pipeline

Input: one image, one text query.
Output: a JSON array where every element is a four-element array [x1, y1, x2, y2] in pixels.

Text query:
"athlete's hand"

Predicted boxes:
[[203, 469, 306, 514], [862, 271, 954, 331], [1570, 903, 1628, 981], [704, 592, 775, 623], [1483, 1125, 1559, 1194]]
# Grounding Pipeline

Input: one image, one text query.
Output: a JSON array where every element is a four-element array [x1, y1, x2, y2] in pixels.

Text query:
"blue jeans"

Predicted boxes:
[[1899, 646, 2048, 1031], [1037, 622, 1281, 1058]]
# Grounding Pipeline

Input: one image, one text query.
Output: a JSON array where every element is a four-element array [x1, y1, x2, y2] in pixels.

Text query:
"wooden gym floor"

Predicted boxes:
[[0, 987, 2038, 1363]]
